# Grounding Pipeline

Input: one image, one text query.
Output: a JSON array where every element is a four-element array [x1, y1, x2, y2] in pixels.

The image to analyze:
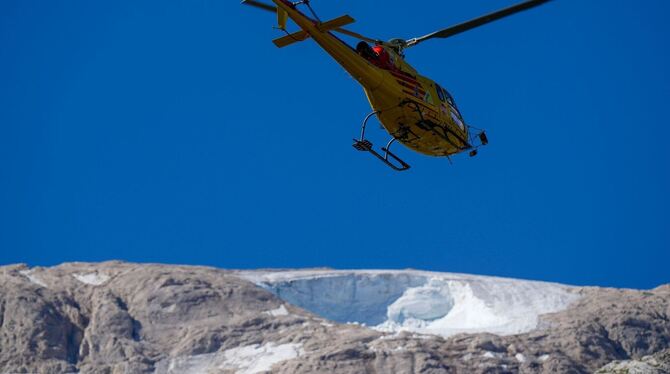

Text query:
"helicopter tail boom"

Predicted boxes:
[[269, 0, 383, 88]]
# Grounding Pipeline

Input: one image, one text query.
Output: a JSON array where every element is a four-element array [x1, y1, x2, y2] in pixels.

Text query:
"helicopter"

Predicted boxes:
[[243, 0, 551, 171]]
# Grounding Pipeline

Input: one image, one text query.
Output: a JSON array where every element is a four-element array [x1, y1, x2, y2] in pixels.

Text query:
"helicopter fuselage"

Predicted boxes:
[[272, 0, 471, 157]]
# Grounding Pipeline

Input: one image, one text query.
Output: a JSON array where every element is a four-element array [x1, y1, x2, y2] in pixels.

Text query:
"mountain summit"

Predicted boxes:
[[1, 262, 668, 373]]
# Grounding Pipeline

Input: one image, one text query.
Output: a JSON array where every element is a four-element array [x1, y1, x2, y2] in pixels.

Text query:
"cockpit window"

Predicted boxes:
[[442, 88, 454, 106], [435, 83, 455, 105], [435, 84, 446, 102], [435, 85, 455, 107], [436, 83, 464, 123]]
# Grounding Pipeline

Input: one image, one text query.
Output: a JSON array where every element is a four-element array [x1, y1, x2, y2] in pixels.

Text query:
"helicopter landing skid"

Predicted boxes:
[[352, 111, 410, 171], [352, 138, 411, 171]]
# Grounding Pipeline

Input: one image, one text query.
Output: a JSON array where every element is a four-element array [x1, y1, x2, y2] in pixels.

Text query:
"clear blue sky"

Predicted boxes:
[[1, 0, 668, 289]]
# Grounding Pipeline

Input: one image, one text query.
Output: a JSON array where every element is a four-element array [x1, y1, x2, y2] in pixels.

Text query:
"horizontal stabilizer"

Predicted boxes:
[[317, 15, 355, 32], [272, 14, 355, 48], [273, 30, 310, 48]]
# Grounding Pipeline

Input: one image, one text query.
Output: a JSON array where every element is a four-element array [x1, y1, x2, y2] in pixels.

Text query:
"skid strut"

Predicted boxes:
[[352, 111, 411, 171]]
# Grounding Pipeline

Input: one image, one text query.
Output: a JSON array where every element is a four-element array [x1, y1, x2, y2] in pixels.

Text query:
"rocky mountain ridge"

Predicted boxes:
[[0, 262, 668, 373]]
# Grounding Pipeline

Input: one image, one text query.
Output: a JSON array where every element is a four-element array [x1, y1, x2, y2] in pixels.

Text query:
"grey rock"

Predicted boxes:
[[0, 262, 668, 374], [595, 348, 670, 373]]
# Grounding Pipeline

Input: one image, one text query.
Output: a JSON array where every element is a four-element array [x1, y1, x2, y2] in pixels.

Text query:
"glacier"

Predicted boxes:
[[239, 269, 581, 338]]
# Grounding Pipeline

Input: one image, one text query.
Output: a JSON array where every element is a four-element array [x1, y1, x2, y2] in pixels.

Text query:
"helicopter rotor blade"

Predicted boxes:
[[406, 0, 551, 47], [241, 0, 277, 13], [332, 28, 381, 45]]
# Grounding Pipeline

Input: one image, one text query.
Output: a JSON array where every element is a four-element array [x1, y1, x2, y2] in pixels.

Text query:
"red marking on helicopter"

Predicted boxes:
[[398, 81, 425, 95], [390, 71, 419, 84]]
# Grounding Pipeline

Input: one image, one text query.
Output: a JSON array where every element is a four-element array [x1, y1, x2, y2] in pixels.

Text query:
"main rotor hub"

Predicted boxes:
[[384, 38, 409, 54]]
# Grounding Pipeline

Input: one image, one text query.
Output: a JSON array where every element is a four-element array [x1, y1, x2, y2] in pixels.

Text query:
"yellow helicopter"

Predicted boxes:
[[243, 0, 551, 171]]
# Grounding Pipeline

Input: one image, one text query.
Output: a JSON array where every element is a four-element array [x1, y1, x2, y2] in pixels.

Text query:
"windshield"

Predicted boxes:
[[435, 84, 460, 112]]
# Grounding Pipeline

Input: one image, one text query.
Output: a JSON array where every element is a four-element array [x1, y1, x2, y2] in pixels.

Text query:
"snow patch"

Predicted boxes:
[[73, 272, 110, 286], [239, 269, 580, 338], [515, 353, 526, 363], [19, 270, 47, 288], [368, 343, 406, 353], [265, 305, 289, 317], [154, 342, 304, 374], [220, 342, 304, 374], [483, 351, 504, 359]]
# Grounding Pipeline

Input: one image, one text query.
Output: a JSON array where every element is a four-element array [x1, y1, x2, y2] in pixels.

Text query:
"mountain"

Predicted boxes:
[[0, 262, 668, 373]]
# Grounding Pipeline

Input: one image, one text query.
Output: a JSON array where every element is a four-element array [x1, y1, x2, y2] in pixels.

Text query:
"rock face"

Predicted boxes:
[[595, 349, 670, 374], [0, 262, 668, 374]]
